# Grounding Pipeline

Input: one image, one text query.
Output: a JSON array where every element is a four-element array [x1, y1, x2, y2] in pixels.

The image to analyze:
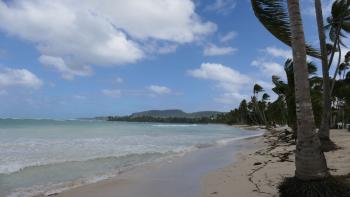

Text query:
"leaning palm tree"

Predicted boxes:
[[253, 84, 268, 126], [315, 0, 332, 146], [277, 1, 348, 196], [283, 35, 328, 182], [251, 0, 349, 147], [339, 62, 350, 79], [262, 93, 270, 102], [282, 59, 318, 133], [318, 0, 350, 143]]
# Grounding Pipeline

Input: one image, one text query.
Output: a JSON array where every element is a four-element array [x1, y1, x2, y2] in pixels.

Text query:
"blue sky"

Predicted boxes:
[[0, 0, 336, 118]]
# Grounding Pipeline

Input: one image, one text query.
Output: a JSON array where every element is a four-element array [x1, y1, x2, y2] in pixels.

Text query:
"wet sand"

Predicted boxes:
[[54, 135, 262, 197]]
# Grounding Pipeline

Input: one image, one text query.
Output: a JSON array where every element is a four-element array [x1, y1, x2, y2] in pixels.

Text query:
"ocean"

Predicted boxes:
[[0, 119, 263, 197]]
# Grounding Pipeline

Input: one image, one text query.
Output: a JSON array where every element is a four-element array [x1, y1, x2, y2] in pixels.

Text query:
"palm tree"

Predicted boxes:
[[253, 84, 263, 95], [278, 60, 316, 132], [261, 93, 270, 125], [284, 59, 297, 132], [262, 93, 270, 102], [271, 75, 289, 125], [250, 0, 330, 135], [339, 62, 349, 80], [253, 84, 268, 126], [287, 0, 329, 180], [315, 0, 332, 144], [251, 0, 349, 147], [317, 0, 350, 142], [252, 1, 349, 194], [238, 100, 249, 124]]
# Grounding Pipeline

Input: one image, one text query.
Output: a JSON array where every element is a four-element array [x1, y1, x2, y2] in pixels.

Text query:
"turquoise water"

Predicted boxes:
[[0, 119, 262, 197]]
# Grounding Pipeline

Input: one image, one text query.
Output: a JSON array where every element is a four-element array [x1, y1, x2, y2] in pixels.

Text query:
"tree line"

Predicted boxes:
[[247, 0, 350, 196], [217, 58, 349, 131], [107, 115, 219, 124]]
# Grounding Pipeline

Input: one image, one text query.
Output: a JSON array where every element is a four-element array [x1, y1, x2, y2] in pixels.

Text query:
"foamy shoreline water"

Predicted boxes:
[[0, 119, 263, 197]]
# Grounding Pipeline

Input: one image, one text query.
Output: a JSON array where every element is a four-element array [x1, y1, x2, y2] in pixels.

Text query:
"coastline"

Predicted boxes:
[[47, 128, 264, 197], [32, 127, 350, 197], [2, 122, 261, 197], [202, 128, 350, 197]]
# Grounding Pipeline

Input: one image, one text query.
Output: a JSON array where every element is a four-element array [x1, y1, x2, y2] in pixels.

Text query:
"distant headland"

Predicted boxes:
[[96, 109, 227, 124]]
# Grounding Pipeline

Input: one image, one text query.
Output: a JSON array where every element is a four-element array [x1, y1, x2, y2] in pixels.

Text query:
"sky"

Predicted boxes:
[[0, 0, 337, 118]]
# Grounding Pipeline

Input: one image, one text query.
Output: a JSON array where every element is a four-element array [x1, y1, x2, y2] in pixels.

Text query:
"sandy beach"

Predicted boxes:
[[203, 128, 350, 197], [40, 128, 350, 197], [52, 130, 262, 197]]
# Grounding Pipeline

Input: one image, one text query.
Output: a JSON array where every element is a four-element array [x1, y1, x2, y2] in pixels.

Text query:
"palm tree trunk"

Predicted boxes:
[[285, 68, 297, 132], [330, 41, 342, 94], [287, 0, 329, 180], [315, 0, 331, 141]]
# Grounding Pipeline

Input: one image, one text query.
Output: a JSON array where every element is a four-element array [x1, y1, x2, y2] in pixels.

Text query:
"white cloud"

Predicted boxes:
[[188, 63, 250, 85], [214, 92, 248, 104], [256, 80, 274, 90], [102, 85, 175, 98], [147, 85, 172, 95], [102, 89, 122, 98], [220, 31, 237, 43], [94, 1, 216, 42], [143, 43, 178, 55], [188, 63, 251, 104], [39, 55, 93, 80], [0, 67, 43, 89], [0, 0, 216, 79], [203, 44, 237, 56], [250, 46, 291, 79], [264, 47, 292, 59], [205, 0, 237, 14], [252, 60, 285, 77]]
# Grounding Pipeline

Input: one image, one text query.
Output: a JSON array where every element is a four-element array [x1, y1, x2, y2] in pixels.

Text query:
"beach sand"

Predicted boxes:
[[49, 128, 350, 197], [202, 129, 350, 197]]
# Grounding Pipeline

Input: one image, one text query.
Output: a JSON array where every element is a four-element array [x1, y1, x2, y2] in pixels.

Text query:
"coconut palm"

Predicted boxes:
[[253, 84, 264, 96], [253, 84, 268, 126], [280, 0, 329, 193], [326, 0, 350, 95], [315, 0, 332, 144], [238, 100, 249, 124], [262, 93, 270, 102], [317, 0, 350, 142], [252, 2, 350, 195], [261, 93, 270, 124], [288, 0, 328, 179], [339, 62, 350, 79], [251, 0, 350, 147]]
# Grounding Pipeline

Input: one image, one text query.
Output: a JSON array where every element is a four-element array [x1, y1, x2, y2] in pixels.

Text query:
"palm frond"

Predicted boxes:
[[253, 83, 264, 94], [251, 0, 321, 58], [307, 62, 318, 75]]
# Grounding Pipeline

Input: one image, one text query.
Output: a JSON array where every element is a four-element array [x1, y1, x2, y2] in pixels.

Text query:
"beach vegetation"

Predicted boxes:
[[251, 0, 350, 196]]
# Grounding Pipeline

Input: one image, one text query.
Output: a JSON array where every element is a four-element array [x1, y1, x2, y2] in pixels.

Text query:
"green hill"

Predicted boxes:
[[131, 109, 223, 118]]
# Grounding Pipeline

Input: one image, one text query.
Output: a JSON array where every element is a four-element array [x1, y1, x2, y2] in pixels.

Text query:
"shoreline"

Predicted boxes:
[[30, 127, 350, 197], [2, 122, 261, 197], [203, 128, 350, 197], [47, 128, 264, 197]]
